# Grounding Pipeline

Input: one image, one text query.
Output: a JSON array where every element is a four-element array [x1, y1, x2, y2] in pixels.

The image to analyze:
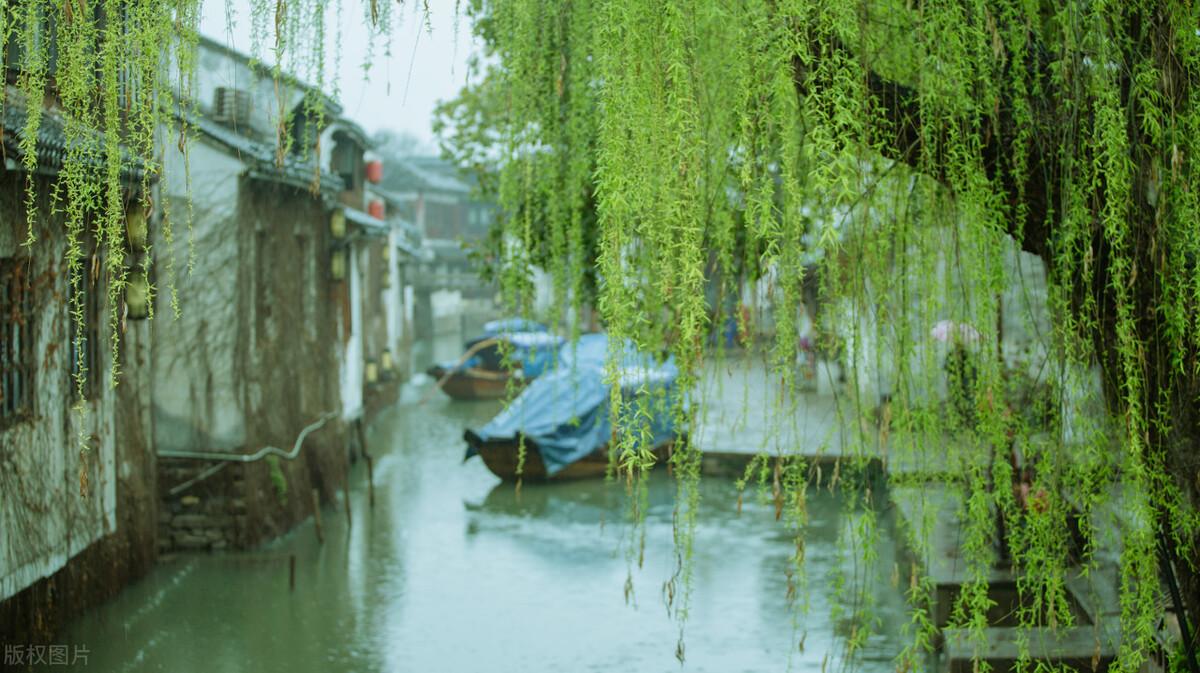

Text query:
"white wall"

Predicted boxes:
[[151, 138, 250, 453], [384, 235, 403, 357], [832, 228, 1056, 407], [188, 41, 309, 146], [403, 285, 415, 335], [340, 246, 364, 421]]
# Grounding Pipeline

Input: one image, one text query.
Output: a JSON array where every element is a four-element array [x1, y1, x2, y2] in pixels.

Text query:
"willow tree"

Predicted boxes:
[[442, 0, 1200, 670]]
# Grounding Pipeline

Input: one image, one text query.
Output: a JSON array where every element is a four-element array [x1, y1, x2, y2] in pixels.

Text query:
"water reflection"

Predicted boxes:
[[58, 337, 909, 673]]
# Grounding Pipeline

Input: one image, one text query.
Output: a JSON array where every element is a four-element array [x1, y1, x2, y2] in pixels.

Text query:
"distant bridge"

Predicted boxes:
[[410, 268, 490, 293]]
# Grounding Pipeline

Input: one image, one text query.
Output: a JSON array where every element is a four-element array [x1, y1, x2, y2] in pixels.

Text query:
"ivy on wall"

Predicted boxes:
[[3, 0, 404, 480]]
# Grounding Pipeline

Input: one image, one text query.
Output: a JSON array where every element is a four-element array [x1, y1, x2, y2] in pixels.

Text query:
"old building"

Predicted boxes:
[[0, 90, 157, 643], [151, 37, 408, 552], [1, 31, 420, 644], [383, 157, 495, 337], [381, 188, 424, 374], [364, 177, 422, 385]]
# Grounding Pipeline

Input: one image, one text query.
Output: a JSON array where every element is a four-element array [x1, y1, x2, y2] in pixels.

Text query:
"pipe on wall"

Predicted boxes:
[[157, 411, 339, 463]]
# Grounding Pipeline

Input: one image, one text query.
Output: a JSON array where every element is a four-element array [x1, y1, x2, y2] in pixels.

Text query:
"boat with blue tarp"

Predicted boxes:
[[427, 328, 565, 400], [481, 317, 548, 335], [463, 333, 682, 481]]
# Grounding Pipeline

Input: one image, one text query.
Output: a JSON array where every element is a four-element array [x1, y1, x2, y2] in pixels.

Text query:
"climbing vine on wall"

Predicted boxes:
[[3, 0, 413, 484]]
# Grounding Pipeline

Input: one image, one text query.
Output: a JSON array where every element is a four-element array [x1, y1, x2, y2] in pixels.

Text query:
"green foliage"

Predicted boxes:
[[445, 0, 1200, 669], [266, 455, 289, 504]]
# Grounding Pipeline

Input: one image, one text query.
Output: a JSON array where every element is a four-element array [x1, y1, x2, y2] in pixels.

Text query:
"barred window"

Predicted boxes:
[[0, 259, 33, 425]]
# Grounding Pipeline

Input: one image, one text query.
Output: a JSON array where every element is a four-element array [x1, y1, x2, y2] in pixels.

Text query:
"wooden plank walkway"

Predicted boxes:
[[891, 484, 1126, 672], [689, 353, 1144, 673], [691, 357, 884, 485], [942, 626, 1119, 673]]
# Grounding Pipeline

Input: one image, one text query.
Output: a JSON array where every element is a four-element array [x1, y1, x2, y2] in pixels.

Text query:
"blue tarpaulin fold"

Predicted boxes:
[[465, 333, 681, 475], [483, 318, 547, 335]]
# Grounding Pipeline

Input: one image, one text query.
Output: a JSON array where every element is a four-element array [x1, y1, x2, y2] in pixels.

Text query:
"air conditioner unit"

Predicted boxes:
[[213, 87, 253, 130]]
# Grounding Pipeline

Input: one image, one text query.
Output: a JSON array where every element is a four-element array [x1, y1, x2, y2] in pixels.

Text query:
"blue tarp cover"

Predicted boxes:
[[483, 318, 547, 335], [466, 334, 680, 475], [501, 332, 566, 378]]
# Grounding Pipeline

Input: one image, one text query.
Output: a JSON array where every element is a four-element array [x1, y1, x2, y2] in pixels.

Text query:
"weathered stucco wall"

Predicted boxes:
[[0, 173, 156, 643], [184, 38, 311, 148], [819, 227, 1074, 412], [153, 139, 353, 552], [239, 180, 343, 437], [0, 179, 117, 603]]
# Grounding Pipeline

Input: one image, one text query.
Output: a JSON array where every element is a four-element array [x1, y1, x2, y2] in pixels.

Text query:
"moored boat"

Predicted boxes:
[[427, 330, 564, 401], [463, 431, 676, 481], [425, 364, 525, 400], [463, 333, 682, 481]]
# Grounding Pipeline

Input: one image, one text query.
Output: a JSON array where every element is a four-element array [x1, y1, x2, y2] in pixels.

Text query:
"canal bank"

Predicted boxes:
[[46, 341, 913, 673], [14, 335, 1162, 673]]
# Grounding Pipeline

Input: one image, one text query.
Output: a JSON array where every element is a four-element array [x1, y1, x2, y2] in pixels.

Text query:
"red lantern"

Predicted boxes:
[[365, 160, 383, 184], [368, 199, 385, 219]]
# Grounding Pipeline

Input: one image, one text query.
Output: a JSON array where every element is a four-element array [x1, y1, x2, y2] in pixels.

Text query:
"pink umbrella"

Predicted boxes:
[[930, 319, 981, 344]]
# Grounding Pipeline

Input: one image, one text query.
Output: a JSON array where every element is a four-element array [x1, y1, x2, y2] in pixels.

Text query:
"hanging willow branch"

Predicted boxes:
[[451, 0, 1200, 669]]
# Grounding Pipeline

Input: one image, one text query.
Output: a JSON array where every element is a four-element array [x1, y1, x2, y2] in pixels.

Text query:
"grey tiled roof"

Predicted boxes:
[[388, 157, 472, 194], [1, 88, 149, 182], [343, 206, 389, 237], [185, 112, 345, 194]]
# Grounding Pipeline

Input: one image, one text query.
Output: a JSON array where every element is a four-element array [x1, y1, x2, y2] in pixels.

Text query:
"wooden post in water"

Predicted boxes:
[[289, 554, 296, 592], [355, 418, 369, 459], [342, 443, 355, 529], [311, 488, 325, 544], [365, 453, 376, 509]]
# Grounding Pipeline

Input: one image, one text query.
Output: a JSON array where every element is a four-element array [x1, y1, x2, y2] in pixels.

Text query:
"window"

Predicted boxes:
[[289, 103, 321, 159], [297, 234, 316, 341], [1, 259, 33, 425], [255, 230, 270, 348], [330, 132, 362, 192]]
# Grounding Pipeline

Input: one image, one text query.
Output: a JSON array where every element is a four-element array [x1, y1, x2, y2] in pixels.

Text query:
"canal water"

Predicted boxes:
[[59, 337, 910, 672]]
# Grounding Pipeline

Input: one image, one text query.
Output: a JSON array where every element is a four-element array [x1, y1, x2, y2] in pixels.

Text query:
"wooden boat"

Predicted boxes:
[[425, 364, 527, 401], [463, 430, 675, 481]]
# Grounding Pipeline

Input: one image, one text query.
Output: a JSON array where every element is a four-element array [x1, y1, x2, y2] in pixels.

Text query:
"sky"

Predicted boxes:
[[199, 0, 481, 150]]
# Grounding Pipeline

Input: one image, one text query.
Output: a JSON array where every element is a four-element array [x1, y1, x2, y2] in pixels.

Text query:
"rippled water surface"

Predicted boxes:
[[60, 337, 909, 673]]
